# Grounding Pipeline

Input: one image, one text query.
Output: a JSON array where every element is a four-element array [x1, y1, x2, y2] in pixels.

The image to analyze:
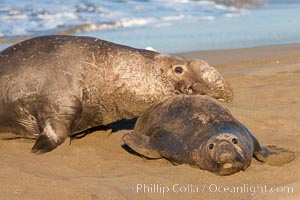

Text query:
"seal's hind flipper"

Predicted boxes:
[[122, 132, 162, 159], [254, 145, 298, 166]]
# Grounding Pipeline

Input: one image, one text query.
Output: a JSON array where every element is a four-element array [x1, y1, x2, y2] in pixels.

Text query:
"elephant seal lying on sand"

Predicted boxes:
[[123, 95, 297, 176], [0, 35, 233, 153]]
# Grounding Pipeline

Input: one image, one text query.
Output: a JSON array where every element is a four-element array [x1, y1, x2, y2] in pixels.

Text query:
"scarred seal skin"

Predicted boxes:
[[0, 35, 233, 153], [123, 95, 297, 176]]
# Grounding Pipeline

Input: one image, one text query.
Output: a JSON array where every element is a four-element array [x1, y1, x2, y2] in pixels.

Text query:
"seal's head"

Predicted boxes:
[[191, 132, 252, 176], [155, 55, 233, 102], [203, 133, 252, 175]]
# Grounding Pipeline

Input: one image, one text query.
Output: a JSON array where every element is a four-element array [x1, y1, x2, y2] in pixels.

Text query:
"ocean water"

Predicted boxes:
[[0, 0, 300, 53]]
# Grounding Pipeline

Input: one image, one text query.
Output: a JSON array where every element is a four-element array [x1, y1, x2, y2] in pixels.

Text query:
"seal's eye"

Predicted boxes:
[[208, 143, 214, 150], [174, 66, 183, 74], [232, 138, 238, 144]]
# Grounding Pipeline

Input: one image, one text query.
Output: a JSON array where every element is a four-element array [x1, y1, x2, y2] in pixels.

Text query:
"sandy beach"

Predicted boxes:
[[0, 44, 299, 200]]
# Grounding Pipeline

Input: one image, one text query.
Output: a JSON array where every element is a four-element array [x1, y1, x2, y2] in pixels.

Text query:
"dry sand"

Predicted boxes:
[[1, 44, 300, 200]]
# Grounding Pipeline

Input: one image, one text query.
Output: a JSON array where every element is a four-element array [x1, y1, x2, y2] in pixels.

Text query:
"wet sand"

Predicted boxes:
[[0, 44, 300, 200]]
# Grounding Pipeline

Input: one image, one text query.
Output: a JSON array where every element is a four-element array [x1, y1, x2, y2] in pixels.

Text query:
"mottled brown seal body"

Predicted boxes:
[[123, 95, 297, 176], [0, 35, 233, 153]]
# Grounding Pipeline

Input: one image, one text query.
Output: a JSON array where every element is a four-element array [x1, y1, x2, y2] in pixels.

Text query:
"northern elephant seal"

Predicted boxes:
[[123, 95, 297, 176], [0, 35, 233, 153]]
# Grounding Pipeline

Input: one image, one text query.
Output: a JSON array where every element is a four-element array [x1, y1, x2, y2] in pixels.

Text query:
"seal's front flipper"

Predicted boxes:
[[32, 122, 70, 154], [122, 132, 162, 159], [254, 145, 298, 166], [32, 134, 60, 154], [31, 98, 80, 154]]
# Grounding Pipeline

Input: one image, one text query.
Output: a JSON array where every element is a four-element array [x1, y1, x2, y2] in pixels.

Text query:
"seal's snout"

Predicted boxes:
[[215, 141, 238, 163], [188, 59, 234, 102]]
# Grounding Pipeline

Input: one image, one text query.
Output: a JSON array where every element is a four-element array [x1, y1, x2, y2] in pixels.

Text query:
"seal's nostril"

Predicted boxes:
[[232, 138, 238, 144], [209, 143, 214, 150]]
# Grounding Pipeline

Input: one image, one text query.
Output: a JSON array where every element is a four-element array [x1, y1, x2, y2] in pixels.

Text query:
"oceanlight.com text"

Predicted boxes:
[[126, 183, 294, 196]]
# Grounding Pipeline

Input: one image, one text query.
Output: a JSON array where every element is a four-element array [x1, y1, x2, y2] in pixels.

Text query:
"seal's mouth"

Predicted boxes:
[[216, 162, 248, 176], [178, 84, 194, 94], [178, 83, 229, 102], [190, 82, 228, 102], [190, 82, 208, 93]]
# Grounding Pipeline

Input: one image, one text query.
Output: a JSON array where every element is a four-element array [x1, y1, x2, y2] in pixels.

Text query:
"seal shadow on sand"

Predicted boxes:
[[70, 118, 138, 139], [71, 118, 142, 157]]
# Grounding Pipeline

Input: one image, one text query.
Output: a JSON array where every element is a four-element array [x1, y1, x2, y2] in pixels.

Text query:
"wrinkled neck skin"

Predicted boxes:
[[79, 46, 176, 125], [110, 49, 177, 103]]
